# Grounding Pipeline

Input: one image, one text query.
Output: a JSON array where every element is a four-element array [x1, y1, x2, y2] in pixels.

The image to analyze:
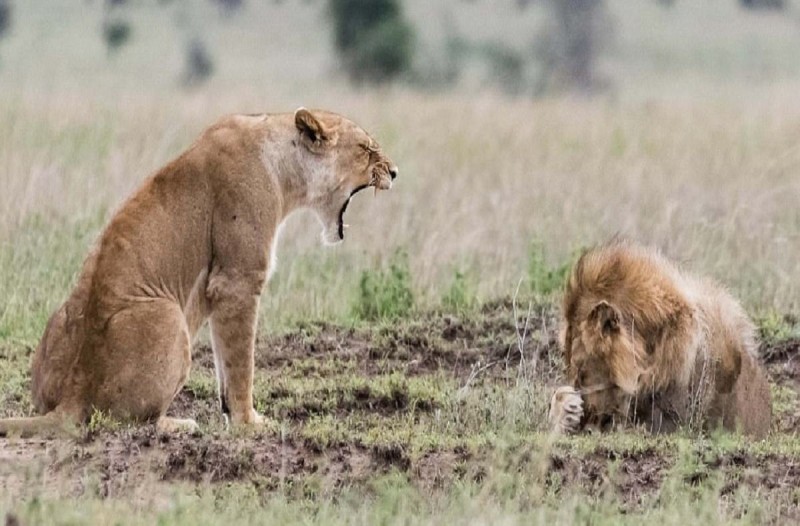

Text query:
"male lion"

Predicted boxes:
[[549, 241, 771, 438], [0, 108, 397, 436]]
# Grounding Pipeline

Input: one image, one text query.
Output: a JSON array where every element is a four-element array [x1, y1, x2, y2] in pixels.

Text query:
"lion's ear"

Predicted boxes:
[[589, 301, 621, 336], [295, 108, 337, 152], [715, 342, 743, 394]]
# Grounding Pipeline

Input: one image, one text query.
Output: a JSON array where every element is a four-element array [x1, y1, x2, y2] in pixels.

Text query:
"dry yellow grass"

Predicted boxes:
[[2, 88, 798, 327], [0, 0, 798, 338]]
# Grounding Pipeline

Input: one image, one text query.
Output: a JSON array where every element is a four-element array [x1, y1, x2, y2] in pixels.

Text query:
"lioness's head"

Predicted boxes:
[[293, 108, 398, 245], [564, 301, 647, 430]]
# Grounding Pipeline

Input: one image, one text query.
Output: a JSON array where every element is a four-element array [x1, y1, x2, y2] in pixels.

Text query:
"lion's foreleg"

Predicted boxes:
[[207, 269, 266, 427]]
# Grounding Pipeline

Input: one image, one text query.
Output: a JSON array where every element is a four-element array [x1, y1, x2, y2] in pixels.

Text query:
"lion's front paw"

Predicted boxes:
[[549, 385, 584, 435]]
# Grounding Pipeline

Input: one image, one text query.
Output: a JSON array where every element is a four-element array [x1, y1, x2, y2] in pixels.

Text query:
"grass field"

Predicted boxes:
[[2, 304, 800, 524], [2, 1, 800, 524]]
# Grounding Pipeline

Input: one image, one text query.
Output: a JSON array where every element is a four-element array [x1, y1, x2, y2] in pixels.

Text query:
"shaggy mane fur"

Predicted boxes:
[[559, 240, 771, 437]]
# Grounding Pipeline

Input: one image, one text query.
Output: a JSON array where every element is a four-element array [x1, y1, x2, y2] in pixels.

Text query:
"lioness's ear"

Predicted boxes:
[[589, 301, 621, 336], [295, 107, 337, 152]]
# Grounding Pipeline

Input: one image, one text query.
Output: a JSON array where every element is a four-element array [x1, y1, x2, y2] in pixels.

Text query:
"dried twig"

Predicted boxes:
[[512, 277, 533, 382], [457, 360, 498, 399]]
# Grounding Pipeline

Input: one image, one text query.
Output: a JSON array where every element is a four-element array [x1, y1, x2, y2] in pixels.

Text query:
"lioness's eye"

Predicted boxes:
[[361, 141, 379, 154]]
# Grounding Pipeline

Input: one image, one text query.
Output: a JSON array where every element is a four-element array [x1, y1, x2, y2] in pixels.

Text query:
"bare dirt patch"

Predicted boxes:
[[2, 305, 799, 519]]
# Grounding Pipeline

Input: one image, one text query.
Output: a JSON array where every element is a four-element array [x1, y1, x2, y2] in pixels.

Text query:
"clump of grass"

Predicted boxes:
[[87, 408, 123, 434], [183, 369, 217, 400], [757, 311, 799, 344], [441, 267, 476, 313], [351, 250, 414, 321], [527, 240, 572, 299]]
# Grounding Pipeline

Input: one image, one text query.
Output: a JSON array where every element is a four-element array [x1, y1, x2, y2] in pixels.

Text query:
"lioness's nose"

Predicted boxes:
[[389, 166, 398, 180]]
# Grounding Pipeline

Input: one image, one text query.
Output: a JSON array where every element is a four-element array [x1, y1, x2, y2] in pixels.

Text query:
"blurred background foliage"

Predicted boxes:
[[2, 0, 797, 93], [1, 0, 799, 325]]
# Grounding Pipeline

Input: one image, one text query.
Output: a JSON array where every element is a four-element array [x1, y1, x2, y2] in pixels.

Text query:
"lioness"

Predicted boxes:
[[549, 241, 771, 438], [0, 108, 397, 436]]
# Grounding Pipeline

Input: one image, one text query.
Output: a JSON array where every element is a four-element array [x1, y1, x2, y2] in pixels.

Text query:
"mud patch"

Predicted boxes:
[[2, 305, 800, 522], [232, 301, 562, 383]]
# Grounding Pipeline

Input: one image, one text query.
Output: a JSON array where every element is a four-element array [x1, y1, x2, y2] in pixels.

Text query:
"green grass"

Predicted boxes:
[[756, 311, 800, 345], [3, 432, 798, 525], [1, 216, 798, 523], [2, 292, 798, 524], [441, 267, 477, 313], [351, 250, 416, 321], [527, 240, 574, 300], [0, 215, 103, 344]]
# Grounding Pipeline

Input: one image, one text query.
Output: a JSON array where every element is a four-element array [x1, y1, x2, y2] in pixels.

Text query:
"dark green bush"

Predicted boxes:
[[103, 19, 132, 53], [329, 0, 414, 83]]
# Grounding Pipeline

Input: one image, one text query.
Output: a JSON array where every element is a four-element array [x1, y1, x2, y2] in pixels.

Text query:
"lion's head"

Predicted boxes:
[[292, 108, 397, 245], [564, 300, 647, 430]]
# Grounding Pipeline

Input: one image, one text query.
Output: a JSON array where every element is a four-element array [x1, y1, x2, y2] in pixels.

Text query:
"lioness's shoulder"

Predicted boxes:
[[194, 114, 268, 152]]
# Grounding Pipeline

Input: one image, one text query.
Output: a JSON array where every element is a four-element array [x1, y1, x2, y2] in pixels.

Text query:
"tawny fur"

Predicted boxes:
[[554, 240, 771, 437], [0, 109, 397, 437]]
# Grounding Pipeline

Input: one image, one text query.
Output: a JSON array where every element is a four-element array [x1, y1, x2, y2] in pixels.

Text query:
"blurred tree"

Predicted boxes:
[[329, 0, 415, 83], [0, 0, 11, 40], [740, 0, 785, 8], [103, 20, 132, 53], [102, 0, 132, 54], [533, 0, 612, 94], [211, 0, 245, 15], [481, 42, 526, 95], [95, 0, 222, 86], [182, 38, 214, 86]]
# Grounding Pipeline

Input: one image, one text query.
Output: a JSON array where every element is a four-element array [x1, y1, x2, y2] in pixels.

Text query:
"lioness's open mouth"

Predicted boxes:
[[337, 184, 369, 240], [336, 170, 395, 241]]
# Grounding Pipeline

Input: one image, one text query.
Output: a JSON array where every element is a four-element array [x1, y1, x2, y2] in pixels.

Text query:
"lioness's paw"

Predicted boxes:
[[156, 417, 200, 435], [227, 410, 281, 434], [549, 386, 584, 435], [229, 409, 266, 428]]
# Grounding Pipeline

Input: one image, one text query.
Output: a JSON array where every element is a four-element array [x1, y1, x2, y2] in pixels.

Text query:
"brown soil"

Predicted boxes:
[[1, 305, 799, 519]]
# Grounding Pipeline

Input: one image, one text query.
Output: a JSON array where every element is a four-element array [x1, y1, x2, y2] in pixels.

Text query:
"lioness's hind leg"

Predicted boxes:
[[94, 300, 192, 422]]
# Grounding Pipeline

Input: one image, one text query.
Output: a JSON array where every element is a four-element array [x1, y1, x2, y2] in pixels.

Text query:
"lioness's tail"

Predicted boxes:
[[0, 413, 76, 438]]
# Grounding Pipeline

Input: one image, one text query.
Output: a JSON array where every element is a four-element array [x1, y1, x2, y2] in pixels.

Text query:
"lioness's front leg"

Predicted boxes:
[[549, 386, 584, 435], [207, 268, 267, 427]]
